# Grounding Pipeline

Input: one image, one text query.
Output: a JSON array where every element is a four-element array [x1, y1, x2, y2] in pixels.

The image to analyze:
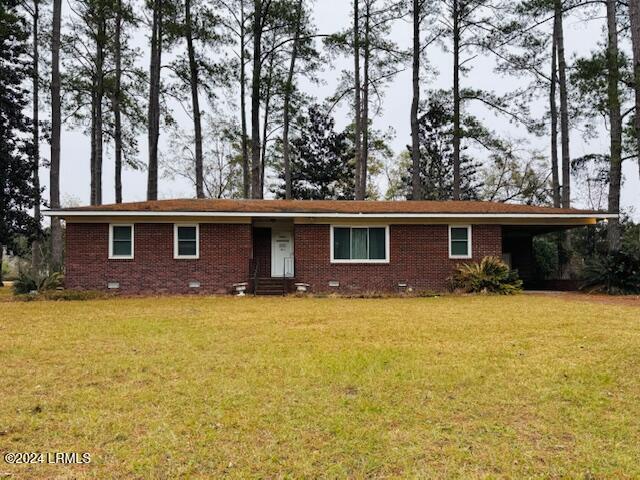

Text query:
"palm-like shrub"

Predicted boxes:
[[581, 251, 640, 295], [12, 270, 37, 294], [450, 256, 523, 295], [13, 271, 64, 295]]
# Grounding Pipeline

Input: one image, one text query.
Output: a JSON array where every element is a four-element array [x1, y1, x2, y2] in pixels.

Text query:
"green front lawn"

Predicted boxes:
[[1, 289, 639, 478]]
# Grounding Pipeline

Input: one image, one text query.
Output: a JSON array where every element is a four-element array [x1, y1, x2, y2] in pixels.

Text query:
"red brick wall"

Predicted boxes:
[[65, 223, 252, 294], [65, 221, 502, 294], [294, 224, 502, 293]]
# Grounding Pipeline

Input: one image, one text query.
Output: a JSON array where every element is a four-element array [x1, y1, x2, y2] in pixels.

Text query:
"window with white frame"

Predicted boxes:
[[331, 226, 389, 263], [174, 224, 199, 259], [449, 225, 472, 259], [109, 224, 134, 259]]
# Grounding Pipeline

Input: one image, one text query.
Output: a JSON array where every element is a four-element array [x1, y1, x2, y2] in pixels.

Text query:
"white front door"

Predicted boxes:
[[271, 228, 294, 278]]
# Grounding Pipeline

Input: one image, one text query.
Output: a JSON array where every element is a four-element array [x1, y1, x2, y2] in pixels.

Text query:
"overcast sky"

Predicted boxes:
[[39, 1, 639, 218]]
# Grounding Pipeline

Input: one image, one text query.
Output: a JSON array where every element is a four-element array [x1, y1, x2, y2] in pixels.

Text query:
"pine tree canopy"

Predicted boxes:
[[0, 0, 37, 251]]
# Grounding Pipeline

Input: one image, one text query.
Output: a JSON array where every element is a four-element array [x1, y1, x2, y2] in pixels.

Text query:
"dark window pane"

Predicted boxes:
[[113, 226, 131, 241], [451, 240, 469, 256], [450, 227, 468, 241], [334, 228, 350, 260], [178, 226, 197, 241], [178, 240, 197, 256], [369, 228, 386, 259], [351, 228, 368, 259], [112, 240, 131, 256]]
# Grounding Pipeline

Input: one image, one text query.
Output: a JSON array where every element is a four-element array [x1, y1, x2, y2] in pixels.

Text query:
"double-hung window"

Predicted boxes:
[[331, 226, 389, 263], [174, 224, 199, 259], [449, 225, 472, 259], [109, 224, 134, 259]]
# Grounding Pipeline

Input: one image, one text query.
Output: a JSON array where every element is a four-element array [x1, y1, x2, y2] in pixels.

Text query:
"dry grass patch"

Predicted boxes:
[[0, 282, 13, 301], [1, 287, 639, 478]]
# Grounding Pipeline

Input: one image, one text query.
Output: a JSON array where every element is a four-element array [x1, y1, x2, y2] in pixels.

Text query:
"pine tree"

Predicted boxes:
[[63, 0, 146, 205], [630, 0, 640, 179], [250, 0, 266, 198], [274, 105, 355, 199], [0, 0, 37, 284], [570, 48, 634, 251], [165, 0, 226, 199], [605, 0, 622, 252], [216, 0, 251, 198], [325, 0, 405, 199], [50, 0, 62, 270], [410, 0, 426, 200], [257, 0, 319, 197], [109, 0, 146, 203], [440, 0, 532, 199], [282, 0, 304, 199], [403, 94, 480, 200], [147, 0, 175, 200], [21, 0, 44, 268]]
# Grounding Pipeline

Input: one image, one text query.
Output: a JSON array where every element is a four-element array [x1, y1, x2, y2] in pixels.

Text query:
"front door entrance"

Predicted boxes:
[[252, 228, 271, 277], [271, 228, 294, 278]]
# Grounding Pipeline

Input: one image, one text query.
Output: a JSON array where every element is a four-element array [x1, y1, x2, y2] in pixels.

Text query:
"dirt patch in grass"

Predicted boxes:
[[1, 292, 639, 478]]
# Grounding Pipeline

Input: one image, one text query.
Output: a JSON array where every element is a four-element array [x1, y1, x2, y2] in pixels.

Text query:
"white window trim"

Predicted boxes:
[[330, 225, 390, 264], [109, 224, 134, 259], [174, 223, 200, 259], [449, 225, 472, 259]]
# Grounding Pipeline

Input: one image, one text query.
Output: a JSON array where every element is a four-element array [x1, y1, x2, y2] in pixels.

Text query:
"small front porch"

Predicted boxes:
[[250, 220, 296, 295]]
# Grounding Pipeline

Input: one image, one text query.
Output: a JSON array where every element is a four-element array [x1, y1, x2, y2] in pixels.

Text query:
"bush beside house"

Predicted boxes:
[[450, 256, 523, 295], [12, 271, 64, 295], [581, 250, 640, 295]]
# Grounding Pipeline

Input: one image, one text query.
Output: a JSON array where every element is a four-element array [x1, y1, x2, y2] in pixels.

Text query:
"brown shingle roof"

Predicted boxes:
[[50, 198, 608, 216]]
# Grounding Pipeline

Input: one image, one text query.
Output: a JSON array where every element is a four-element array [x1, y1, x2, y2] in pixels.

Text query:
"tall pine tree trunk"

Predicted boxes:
[[90, 89, 97, 204], [353, 0, 363, 200], [550, 23, 566, 277], [410, 0, 421, 200], [606, 0, 622, 252], [554, 0, 570, 208], [50, 0, 63, 272], [240, 0, 249, 198], [260, 38, 275, 196], [452, 0, 461, 200], [550, 26, 560, 208], [113, 0, 123, 203], [147, 0, 162, 200], [185, 0, 204, 198], [250, 0, 263, 198], [31, 0, 42, 271], [629, 0, 640, 179], [359, 0, 370, 199], [94, 13, 105, 206], [282, 0, 303, 199]]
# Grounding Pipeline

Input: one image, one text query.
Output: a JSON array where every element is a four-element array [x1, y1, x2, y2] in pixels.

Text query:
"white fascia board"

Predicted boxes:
[[42, 209, 618, 220]]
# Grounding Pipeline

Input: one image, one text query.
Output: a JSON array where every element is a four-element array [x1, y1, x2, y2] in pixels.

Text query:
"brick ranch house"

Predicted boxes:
[[44, 199, 614, 295]]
